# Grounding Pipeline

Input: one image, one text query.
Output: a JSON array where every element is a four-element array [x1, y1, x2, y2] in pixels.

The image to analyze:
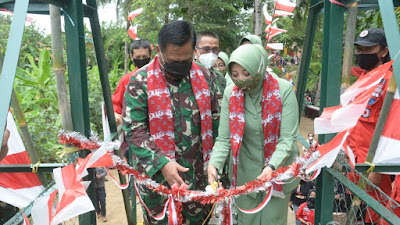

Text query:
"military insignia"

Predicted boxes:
[[360, 30, 368, 38]]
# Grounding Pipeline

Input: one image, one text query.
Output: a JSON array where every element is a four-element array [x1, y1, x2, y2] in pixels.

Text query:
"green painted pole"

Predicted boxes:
[[296, 0, 321, 118], [85, 0, 135, 223], [0, 0, 29, 148], [315, 168, 335, 224], [63, 0, 96, 223], [318, 0, 344, 144]]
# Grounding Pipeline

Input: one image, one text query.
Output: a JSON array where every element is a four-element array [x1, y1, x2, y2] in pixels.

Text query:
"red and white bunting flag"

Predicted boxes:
[[306, 131, 350, 174], [75, 144, 114, 181], [314, 61, 393, 134], [265, 24, 287, 34], [51, 164, 95, 225], [31, 189, 58, 225], [128, 8, 143, 21], [274, 10, 294, 17], [0, 112, 44, 208], [266, 43, 284, 50], [23, 212, 31, 225], [128, 25, 137, 40], [275, 0, 296, 13], [263, 4, 272, 24], [373, 89, 400, 171]]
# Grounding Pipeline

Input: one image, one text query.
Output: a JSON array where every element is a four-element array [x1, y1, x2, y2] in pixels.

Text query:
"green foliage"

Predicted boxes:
[[14, 48, 62, 163], [0, 14, 51, 68]]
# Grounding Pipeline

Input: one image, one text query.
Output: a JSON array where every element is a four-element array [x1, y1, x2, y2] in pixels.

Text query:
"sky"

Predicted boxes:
[[1, 2, 118, 34]]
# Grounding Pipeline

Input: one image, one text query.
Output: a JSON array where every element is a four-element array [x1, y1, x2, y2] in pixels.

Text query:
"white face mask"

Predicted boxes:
[[198, 52, 218, 69], [309, 137, 313, 141]]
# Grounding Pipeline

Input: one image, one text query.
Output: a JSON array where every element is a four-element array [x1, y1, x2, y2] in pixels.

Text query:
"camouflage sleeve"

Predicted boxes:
[[122, 71, 170, 177]]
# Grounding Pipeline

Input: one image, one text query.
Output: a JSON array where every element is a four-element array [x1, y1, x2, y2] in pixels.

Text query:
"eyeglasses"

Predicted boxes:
[[196, 46, 220, 54], [213, 64, 226, 69]]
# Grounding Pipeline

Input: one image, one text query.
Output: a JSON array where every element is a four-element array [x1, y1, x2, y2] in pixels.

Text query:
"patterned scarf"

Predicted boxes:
[[229, 72, 282, 187], [147, 56, 213, 164]]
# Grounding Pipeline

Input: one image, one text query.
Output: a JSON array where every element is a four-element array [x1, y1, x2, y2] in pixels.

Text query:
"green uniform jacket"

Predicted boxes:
[[209, 78, 300, 225]]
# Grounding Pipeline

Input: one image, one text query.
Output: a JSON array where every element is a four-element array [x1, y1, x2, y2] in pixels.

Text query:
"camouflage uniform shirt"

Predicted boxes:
[[122, 62, 222, 224]]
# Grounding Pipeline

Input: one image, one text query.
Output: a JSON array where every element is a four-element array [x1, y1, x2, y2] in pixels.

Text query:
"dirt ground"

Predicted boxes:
[[99, 116, 315, 225]]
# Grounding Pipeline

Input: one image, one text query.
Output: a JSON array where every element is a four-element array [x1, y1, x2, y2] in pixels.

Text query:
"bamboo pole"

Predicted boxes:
[[10, 89, 48, 186], [341, 2, 358, 90], [50, 5, 73, 131]]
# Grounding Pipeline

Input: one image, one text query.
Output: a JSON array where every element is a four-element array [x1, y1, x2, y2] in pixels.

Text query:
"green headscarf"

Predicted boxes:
[[218, 51, 229, 67], [228, 44, 268, 93], [239, 34, 262, 46]]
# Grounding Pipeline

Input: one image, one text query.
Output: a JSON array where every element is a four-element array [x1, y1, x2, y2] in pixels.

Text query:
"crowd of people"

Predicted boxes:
[[1, 18, 396, 224], [111, 23, 395, 225]]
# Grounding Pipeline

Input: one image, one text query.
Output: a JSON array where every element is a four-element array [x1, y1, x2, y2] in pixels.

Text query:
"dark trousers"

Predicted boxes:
[[95, 187, 106, 217]]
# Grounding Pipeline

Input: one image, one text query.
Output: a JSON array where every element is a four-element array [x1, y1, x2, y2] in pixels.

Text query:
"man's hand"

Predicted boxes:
[[288, 201, 293, 208], [160, 161, 189, 187], [96, 174, 102, 179], [115, 113, 123, 127], [0, 129, 10, 162], [257, 166, 273, 181]]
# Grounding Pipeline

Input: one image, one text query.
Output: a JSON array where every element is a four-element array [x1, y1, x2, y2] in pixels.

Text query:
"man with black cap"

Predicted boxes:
[[347, 28, 392, 225], [353, 28, 390, 74]]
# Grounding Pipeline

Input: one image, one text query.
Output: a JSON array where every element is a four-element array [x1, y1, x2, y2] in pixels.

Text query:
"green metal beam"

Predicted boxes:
[[327, 168, 400, 225], [0, 0, 29, 150], [63, 0, 96, 223], [379, 0, 400, 88], [315, 168, 335, 224], [355, 163, 400, 173], [296, 0, 321, 117], [318, 0, 344, 144], [85, 0, 135, 223], [0, 163, 67, 173]]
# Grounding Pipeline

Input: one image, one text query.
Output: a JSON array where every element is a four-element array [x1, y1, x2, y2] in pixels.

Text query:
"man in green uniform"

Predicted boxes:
[[123, 20, 221, 225]]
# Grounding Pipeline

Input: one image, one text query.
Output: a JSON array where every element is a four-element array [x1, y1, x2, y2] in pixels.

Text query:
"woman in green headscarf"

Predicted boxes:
[[208, 44, 299, 225], [239, 34, 263, 46], [213, 51, 234, 86]]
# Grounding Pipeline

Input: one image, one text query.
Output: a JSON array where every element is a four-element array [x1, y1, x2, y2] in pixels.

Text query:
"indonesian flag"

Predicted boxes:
[[274, 10, 294, 17], [314, 61, 393, 134], [263, 4, 272, 24], [51, 164, 95, 225], [266, 43, 284, 50], [31, 189, 58, 225], [265, 24, 287, 35], [128, 25, 137, 40], [75, 143, 114, 181], [373, 89, 400, 171], [265, 24, 287, 41], [127, 8, 143, 21], [275, 0, 296, 13], [0, 112, 44, 208], [306, 131, 350, 173]]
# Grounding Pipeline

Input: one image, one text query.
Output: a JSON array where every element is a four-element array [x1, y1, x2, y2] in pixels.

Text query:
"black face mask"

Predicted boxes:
[[134, 58, 150, 68], [307, 197, 316, 209], [356, 53, 379, 71], [160, 53, 192, 80]]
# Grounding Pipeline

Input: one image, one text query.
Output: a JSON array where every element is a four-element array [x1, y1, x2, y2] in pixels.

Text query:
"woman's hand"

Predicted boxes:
[[257, 166, 273, 181], [207, 164, 218, 185]]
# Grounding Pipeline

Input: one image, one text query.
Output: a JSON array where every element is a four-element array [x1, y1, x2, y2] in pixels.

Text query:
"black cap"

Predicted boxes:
[[354, 28, 387, 47]]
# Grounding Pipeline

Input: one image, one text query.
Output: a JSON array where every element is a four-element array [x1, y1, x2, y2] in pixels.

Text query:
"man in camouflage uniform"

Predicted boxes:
[[122, 20, 221, 225]]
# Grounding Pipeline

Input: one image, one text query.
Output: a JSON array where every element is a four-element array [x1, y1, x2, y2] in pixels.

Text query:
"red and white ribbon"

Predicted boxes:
[[106, 169, 131, 189], [233, 185, 273, 214]]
